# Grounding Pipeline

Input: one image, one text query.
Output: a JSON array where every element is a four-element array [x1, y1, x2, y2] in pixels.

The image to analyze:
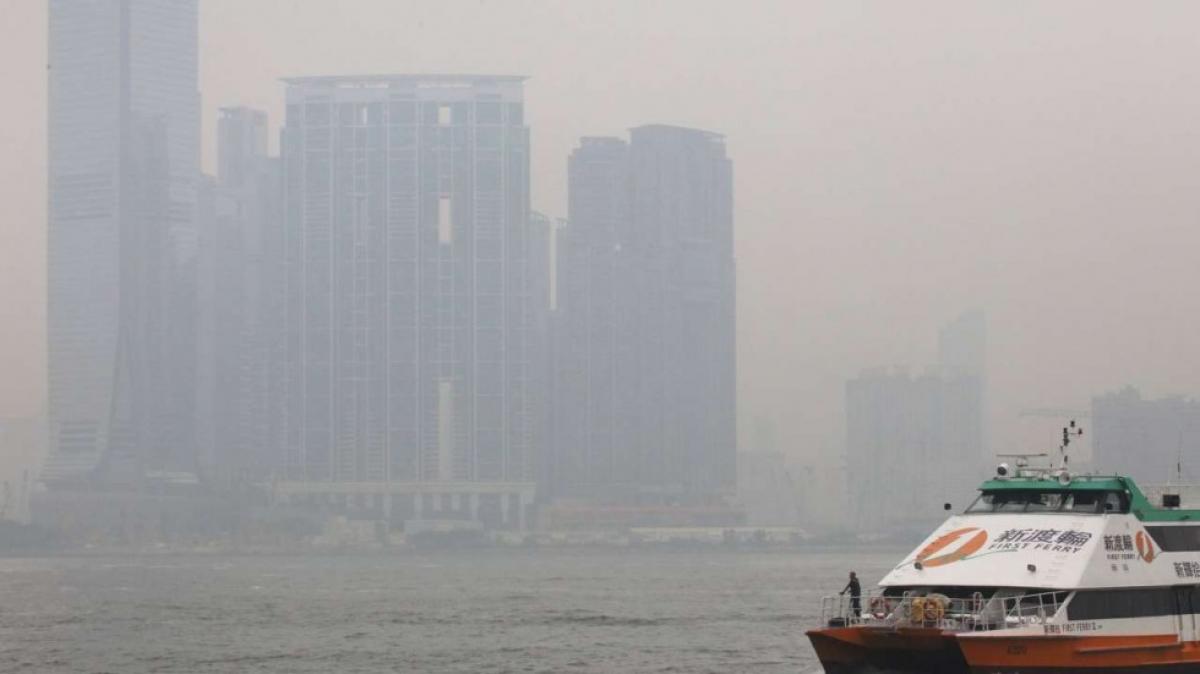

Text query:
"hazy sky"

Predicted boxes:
[[3, 1, 1200, 466]]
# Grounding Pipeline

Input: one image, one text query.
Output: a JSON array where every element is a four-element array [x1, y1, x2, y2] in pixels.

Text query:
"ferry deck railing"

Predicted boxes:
[[818, 589, 1068, 632]]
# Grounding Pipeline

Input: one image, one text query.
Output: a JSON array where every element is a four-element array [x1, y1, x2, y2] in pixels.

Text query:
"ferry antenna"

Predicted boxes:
[[1059, 419, 1083, 471], [1170, 428, 1187, 487]]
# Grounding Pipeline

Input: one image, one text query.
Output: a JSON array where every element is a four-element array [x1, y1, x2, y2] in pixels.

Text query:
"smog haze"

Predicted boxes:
[[4, 0, 1200, 468]]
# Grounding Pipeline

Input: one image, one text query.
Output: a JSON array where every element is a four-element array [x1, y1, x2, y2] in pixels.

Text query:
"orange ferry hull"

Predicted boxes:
[[958, 633, 1200, 673], [806, 625, 969, 674], [809, 628, 1200, 673]]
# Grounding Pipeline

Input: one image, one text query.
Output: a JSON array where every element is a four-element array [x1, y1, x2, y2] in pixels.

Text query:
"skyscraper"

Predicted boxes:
[[555, 126, 736, 502], [554, 137, 637, 498], [278, 75, 537, 527], [195, 107, 283, 486], [45, 0, 200, 484], [526, 212, 555, 500], [629, 125, 736, 495]]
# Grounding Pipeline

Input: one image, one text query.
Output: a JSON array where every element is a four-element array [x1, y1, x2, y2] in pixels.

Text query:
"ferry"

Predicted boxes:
[[808, 428, 1200, 673]]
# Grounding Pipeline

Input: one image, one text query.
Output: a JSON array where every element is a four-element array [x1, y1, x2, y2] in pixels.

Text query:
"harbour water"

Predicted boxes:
[[0, 549, 898, 673]]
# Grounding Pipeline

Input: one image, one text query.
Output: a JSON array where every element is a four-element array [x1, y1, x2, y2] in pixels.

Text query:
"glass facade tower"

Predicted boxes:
[[280, 75, 536, 485], [45, 0, 200, 484]]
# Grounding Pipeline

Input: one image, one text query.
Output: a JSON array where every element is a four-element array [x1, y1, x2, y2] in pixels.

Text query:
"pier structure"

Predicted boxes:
[[272, 481, 537, 531]]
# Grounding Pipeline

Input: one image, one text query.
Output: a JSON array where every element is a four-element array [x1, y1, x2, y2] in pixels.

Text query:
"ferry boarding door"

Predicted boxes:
[[1174, 587, 1198, 644]]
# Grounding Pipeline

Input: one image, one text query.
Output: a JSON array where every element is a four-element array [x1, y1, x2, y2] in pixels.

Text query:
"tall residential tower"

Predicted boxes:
[[195, 108, 283, 486], [555, 126, 736, 502], [278, 75, 539, 528]]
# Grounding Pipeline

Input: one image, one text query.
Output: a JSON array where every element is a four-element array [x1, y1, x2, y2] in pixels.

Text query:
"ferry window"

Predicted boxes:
[[965, 492, 1048, 513], [1018, 591, 1069, 615], [1146, 526, 1200, 552], [1068, 588, 1178, 621], [965, 494, 998, 513], [1104, 491, 1130, 513], [1060, 491, 1129, 514], [966, 491, 1121, 514], [999, 493, 1036, 512], [1024, 492, 1066, 512], [1188, 587, 1200, 613], [1064, 492, 1103, 513], [965, 493, 1032, 512], [998, 494, 1035, 512]]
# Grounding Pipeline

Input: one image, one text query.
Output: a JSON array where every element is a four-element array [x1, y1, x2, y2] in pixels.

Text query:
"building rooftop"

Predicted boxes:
[[629, 123, 725, 140], [282, 74, 527, 87], [579, 136, 628, 146]]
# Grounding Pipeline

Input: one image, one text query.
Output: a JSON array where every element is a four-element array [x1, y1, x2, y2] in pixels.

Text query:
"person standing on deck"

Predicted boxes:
[[840, 571, 862, 618]]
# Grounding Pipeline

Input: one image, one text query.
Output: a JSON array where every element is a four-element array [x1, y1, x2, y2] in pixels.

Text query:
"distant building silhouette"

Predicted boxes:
[[845, 313, 987, 533], [939, 309, 986, 379], [737, 451, 800, 527], [277, 75, 541, 528], [553, 137, 636, 500], [526, 212, 555, 500], [195, 107, 283, 487], [1092, 387, 1200, 484], [44, 0, 201, 485], [554, 126, 736, 503]]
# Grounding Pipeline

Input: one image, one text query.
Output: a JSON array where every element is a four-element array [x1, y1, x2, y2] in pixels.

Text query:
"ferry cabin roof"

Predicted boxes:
[[975, 474, 1200, 522]]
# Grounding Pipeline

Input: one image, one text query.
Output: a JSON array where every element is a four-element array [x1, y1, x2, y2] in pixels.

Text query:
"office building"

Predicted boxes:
[[45, 0, 200, 485]]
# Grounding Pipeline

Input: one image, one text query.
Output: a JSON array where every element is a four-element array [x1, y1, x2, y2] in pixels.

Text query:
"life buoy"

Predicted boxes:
[[869, 596, 890, 619], [923, 596, 945, 624], [910, 596, 925, 625]]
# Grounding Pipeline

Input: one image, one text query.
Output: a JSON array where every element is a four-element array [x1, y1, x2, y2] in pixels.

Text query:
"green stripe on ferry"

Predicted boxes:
[[978, 475, 1200, 522]]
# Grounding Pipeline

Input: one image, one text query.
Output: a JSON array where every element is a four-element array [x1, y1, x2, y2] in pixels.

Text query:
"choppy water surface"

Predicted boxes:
[[0, 549, 897, 673]]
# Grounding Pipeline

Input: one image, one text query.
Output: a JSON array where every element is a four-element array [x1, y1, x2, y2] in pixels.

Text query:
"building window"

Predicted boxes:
[[438, 195, 453, 244], [438, 380, 455, 482]]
